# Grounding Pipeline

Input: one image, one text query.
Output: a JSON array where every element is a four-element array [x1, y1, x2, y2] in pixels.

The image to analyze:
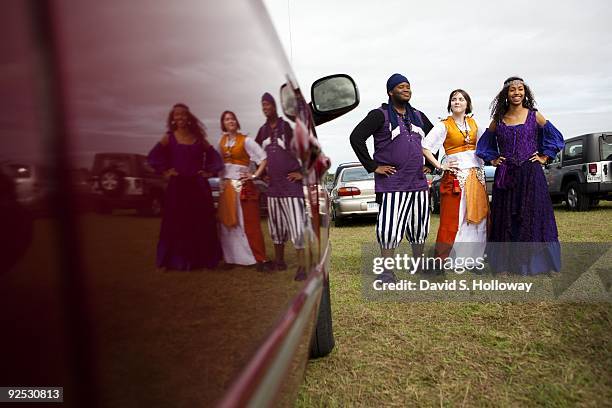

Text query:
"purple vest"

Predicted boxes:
[[372, 106, 428, 193], [259, 119, 303, 198]]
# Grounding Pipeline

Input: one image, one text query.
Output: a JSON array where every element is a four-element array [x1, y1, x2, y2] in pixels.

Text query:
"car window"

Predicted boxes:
[[97, 157, 131, 174], [601, 134, 612, 161], [137, 155, 156, 174], [341, 167, 373, 182], [564, 139, 583, 161]]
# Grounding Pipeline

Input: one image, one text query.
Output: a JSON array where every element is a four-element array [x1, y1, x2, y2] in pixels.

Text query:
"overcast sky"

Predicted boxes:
[[263, 0, 612, 171]]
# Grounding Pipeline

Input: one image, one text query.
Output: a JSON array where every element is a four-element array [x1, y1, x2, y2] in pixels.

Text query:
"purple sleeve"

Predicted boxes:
[[255, 126, 265, 146], [538, 121, 564, 158], [147, 142, 170, 174], [283, 121, 294, 149], [476, 128, 500, 162], [203, 145, 224, 174]]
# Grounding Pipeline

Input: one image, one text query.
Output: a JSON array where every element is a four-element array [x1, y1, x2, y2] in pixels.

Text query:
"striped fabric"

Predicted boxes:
[[267, 197, 305, 249], [376, 190, 430, 249]]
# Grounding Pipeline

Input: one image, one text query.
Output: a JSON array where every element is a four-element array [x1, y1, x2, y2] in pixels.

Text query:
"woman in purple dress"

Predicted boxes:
[[148, 103, 224, 270], [476, 77, 564, 275]]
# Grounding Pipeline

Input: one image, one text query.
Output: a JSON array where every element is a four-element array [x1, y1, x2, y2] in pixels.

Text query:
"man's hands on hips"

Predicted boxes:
[[375, 165, 396, 176]]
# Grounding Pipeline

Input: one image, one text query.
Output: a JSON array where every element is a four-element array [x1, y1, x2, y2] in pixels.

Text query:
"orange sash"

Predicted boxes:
[[465, 169, 488, 224], [218, 180, 238, 228]]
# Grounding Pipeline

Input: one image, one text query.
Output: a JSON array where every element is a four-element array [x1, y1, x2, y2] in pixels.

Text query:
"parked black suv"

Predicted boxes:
[[91, 153, 166, 216], [545, 132, 612, 211]]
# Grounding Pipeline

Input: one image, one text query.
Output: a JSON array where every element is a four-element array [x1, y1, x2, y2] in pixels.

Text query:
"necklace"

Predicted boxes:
[[223, 134, 236, 159], [453, 116, 471, 144], [400, 111, 412, 132]]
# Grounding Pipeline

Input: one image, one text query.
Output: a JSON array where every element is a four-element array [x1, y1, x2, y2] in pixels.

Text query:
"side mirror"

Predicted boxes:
[[310, 74, 359, 126], [280, 83, 297, 119]]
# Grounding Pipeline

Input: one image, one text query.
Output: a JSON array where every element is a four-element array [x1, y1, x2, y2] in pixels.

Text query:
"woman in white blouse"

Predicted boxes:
[[422, 89, 489, 263], [217, 110, 271, 270]]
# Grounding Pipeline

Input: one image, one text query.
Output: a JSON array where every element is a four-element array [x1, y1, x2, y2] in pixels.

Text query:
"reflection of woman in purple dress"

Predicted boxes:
[[476, 77, 564, 275], [148, 103, 224, 270]]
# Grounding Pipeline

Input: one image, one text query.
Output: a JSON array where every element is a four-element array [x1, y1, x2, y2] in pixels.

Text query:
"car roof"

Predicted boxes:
[[564, 132, 612, 142], [335, 162, 363, 173]]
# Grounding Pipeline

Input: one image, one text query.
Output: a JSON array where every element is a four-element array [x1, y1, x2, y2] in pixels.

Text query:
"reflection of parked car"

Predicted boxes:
[[91, 153, 166, 216], [330, 162, 376, 225], [429, 165, 495, 214], [545, 132, 612, 211], [0, 161, 52, 215], [209, 176, 269, 216]]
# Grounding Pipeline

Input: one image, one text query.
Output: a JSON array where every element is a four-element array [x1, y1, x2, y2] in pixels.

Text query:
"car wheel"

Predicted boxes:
[[309, 277, 334, 359], [430, 190, 440, 214], [99, 168, 125, 197], [565, 181, 589, 211], [331, 206, 343, 227], [590, 198, 600, 208]]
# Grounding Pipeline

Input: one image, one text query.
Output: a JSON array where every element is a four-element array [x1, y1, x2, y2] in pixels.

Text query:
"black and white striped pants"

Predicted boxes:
[[376, 190, 430, 249], [267, 197, 305, 249]]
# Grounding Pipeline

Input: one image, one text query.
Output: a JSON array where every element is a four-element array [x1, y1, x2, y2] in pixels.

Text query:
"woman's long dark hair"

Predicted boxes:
[[166, 103, 207, 144], [490, 76, 537, 123]]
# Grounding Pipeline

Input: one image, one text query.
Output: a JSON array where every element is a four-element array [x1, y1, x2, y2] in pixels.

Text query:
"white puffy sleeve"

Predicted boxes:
[[421, 121, 447, 154], [244, 137, 267, 164]]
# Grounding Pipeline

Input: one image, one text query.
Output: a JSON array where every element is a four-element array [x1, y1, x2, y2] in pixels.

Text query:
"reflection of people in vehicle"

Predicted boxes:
[[217, 110, 271, 271], [476, 77, 564, 274], [148, 103, 223, 270], [350, 74, 432, 283], [256, 93, 307, 281], [422, 89, 488, 261]]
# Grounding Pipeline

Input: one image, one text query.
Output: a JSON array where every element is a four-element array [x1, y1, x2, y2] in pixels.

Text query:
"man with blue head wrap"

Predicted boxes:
[[350, 73, 434, 283]]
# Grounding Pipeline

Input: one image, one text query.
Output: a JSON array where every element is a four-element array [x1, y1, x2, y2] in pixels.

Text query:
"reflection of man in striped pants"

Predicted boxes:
[[256, 92, 307, 281], [350, 74, 432, 283]]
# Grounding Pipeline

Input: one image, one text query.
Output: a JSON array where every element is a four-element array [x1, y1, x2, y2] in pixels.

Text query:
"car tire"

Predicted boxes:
[[590, 198, 600, 208], [430, 190, 440, 214], [331, 206, 344, 227], [565, 181, 589, 211], [99, 168, 125, 197], [309, 277, 334, 359]]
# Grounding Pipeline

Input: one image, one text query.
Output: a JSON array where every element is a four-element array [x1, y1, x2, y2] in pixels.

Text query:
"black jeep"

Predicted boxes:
[[91, 153, 167, 216], [545, 132, 612, 211]]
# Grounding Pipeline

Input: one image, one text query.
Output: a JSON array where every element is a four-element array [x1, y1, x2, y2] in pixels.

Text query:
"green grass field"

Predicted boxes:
[[297, 203, 612, 407]]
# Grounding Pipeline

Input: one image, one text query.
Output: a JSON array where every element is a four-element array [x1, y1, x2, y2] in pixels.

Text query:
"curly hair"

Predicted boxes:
[[166, 103, 208, 144], [490, 76, 537, 124]]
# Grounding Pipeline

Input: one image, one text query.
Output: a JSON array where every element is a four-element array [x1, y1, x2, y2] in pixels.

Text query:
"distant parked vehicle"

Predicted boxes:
[[545, 132, 612, 211], [0, 161, 52, 215], [90, 153, 167, 216], [330, 162, 376, 226]]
